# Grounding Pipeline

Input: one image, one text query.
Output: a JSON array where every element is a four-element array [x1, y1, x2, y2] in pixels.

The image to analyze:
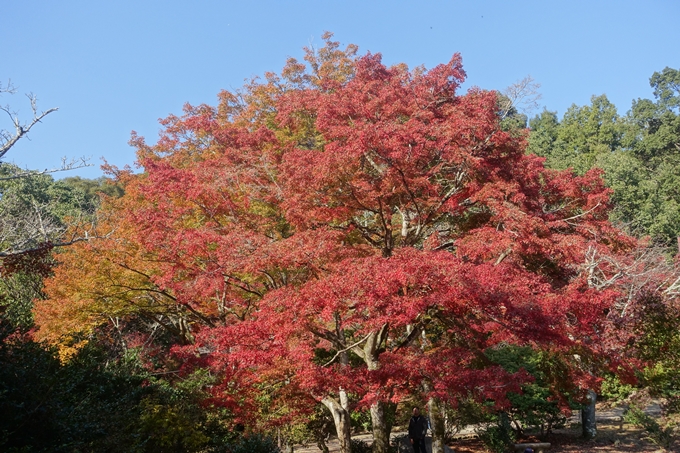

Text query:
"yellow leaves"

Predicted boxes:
[[32, 209, 173, 348], [305, 32, 358, 87], [139, 398, 209, 450], [57, 339, 89, 364]]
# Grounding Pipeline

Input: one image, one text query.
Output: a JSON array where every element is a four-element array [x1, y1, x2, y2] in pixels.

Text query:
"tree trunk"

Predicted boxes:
[[581, 389, 597, 439], [277, 427, 294, 453], [427, 397, 446, 453], [316, 435, 330, 453], [353, 324, 391, 453], [322, 390, 352, 453], [370, 401, 390, 453]]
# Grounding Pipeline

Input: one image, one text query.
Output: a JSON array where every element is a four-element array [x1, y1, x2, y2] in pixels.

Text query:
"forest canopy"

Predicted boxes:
[[2, 34, 679, 453]]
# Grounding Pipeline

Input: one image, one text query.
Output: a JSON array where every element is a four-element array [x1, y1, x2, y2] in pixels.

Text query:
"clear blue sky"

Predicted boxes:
[[2, 0, 679, 180]]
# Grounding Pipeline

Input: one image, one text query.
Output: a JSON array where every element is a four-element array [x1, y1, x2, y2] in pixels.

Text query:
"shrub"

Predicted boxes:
[[475, 414, 516, 453], [600, 373, 636, 401], [624, 405, 675, 449], [351, 409, 373, 433], [226, 434, 281, 453], [485, 345, 573, 435], [350, 438, 372, 453]]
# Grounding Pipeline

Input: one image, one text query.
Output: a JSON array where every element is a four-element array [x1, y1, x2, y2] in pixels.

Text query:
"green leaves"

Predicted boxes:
[[0, 339, 235, 453], [528, 69, 680, 249], [528, 95, 623, 175], [650, 67, 680, 113], [484, 345, 572, 435], [0, 165, 101, 258]]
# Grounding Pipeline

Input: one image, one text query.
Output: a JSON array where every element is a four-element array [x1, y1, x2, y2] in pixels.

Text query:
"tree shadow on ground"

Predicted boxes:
[[449, 421, 675, 452]]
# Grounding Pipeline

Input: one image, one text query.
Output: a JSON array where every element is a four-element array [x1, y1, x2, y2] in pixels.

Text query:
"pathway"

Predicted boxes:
[[292, 402, 663, 453]]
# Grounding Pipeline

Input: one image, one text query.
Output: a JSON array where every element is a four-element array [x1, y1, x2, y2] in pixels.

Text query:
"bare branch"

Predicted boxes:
[[498, 75, 542, 120], [0, 84, 59, 160], [580, 244, 680, 317], [0, 238, 85, 258], [556, 202, 602, 223], [0, 156, 92, 181], [0, 189, 111, 260], [0, 82, 101, 266], [0, 80, 17, 96]]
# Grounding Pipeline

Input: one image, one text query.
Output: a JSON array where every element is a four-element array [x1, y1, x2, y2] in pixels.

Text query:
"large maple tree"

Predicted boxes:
[[36, 34, 637, 453]]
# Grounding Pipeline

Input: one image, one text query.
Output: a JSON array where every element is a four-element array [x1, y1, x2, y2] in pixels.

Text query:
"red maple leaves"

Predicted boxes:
[[36, 39, 639, 444]]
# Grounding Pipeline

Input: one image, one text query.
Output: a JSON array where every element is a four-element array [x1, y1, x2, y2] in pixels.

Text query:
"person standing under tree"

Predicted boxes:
[[408, 407, 428, 453]]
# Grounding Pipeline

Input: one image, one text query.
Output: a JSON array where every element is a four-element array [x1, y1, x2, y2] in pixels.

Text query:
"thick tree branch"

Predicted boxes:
[[322, 332, 372, 367]]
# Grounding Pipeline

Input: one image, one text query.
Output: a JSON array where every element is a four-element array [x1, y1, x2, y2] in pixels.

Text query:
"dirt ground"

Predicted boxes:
[[449, 421, 676, 452], [295, 402, 678, 453], [447, 402, 678, 453]]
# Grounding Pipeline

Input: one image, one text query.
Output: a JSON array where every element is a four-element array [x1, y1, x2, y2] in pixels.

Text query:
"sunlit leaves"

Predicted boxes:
[[37, 37, 641, 433]]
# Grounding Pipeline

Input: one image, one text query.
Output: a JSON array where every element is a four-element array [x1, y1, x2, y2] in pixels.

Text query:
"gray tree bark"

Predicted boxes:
[[581, 389, 597, 439], [322, 390, 352, 453], [427, 397, 446, 453], [370, 401, 390, 453], [352, 324, 391, 453]]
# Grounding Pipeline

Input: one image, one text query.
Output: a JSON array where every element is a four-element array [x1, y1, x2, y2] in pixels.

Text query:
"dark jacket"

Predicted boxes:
[[408, 415, 428, 440]]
